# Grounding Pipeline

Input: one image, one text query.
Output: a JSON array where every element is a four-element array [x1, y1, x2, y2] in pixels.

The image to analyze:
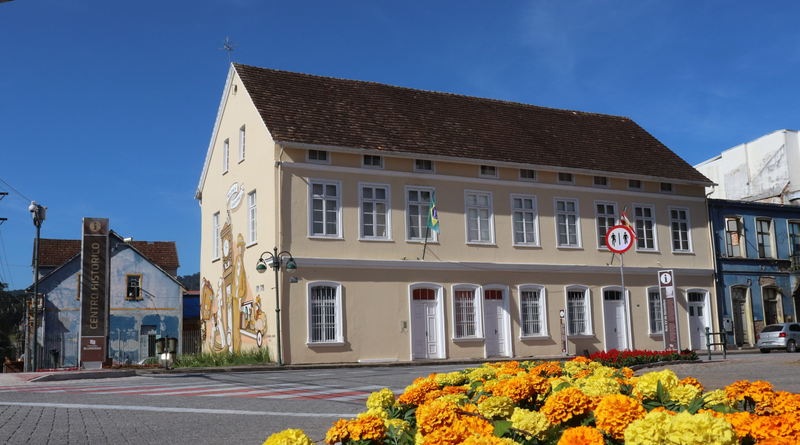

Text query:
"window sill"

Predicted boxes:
[[246, 241, 258, 249], [451, 336, 484, 343], [211, 257, 221, 263], [512, 243, 542, 248], [649, 333, 664, 338], [358, 237, 394, 242], [407, 239, 438, 244], [519, 335, 550, 341], [567, 334, 594, 339], [636, 249, 660, 254], [556, 245, 583, 250], [306, 341, 345, 347], [308, 235, 344, 240], [466, 241, 496, 246], [238, 159, 245, 164], [671, 250, 695, 255]]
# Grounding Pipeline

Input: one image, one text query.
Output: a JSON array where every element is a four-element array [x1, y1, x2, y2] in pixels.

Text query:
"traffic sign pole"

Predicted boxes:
[[605, 225, 634, 351]]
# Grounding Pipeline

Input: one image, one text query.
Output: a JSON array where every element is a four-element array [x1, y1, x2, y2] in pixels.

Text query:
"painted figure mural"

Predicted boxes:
[[203, 183, 266, 354]]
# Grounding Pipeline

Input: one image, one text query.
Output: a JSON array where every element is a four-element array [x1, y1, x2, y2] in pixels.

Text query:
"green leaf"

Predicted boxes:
[[656, 380, 665, 401], [553, 382, 573, 392], [493, 420, 513, 437]]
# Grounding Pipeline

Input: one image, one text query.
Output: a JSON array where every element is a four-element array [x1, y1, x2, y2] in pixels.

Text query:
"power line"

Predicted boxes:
[[0, 177, 31, 204]]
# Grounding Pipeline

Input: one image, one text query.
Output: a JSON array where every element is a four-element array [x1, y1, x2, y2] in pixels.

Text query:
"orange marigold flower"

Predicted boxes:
[[573, 369, 593, 380], [749, 415, 795, 442], [541, 387, 592, 424], [422, 389, 446, 404], [594, 394, 646, 440], [620, 367, 635, 378], [442, 385, 469, 395], [772, 391, 800, 415], [744, 380, 775, 403], [756, 438, 796, 445], [416, 399, 459, 434], [571, 356, 592, 364], [679, 376, 704, 392], [529, 362, 563, 377], [696, 408, 725, 418], [501, 360, 521, 369], [460, 403, 495, 435], [557, 426, 605, 445], [325, 419, 349, 445], [398, 379, 439, 406], [490, 375, 548, 403], [723, 411, 754, 439], [346, 415, 385, 442], [649, 406, 676, 415], [725, 380, 751, 401], [460, 435, 507, 445]]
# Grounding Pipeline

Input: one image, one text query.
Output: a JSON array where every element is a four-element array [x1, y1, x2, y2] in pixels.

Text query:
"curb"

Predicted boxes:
[[30, 370, 137, 382]]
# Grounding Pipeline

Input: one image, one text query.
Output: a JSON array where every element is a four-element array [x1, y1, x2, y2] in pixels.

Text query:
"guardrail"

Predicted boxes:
[[704, 327, 727, 361]]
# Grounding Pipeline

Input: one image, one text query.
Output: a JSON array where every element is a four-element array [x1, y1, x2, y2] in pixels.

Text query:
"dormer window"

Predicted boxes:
[[628, 179, 643, 191], [660, 182, 674, 194], [593, 176, 609, 188], [519, 169, 537, 182], [557, 172, 574, 184], [363, 155, 383, 169], [307, 150, 330, 164]]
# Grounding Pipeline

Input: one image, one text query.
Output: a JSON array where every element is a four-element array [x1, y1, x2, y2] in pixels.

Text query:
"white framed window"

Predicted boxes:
[[595, 201, 617, 249], [628, 179, 643, 191], [309, 179, 342, 238], [359, 183, 390, 240], [647, 287, 663, 335], [593, 176, 609, 188], [212, 212, 220, 259], [660, 182, 674, 194], [414, 159, 435, 173], [511, 194, 539, 246], [465, 191, 494, 244], [756, 218, 774, 258], [555, 198, 581, 248], [724, 216, 745, 257], [238, 125, 246, 162], [479, 165, 498, 178], [519, 169, 537, 182], [557, 172, 575, 185], [307, 281, 344, 345], [565, 285, 591, 336], [363, 155, 383, 169], [222, 139, 229, 173], [519, 285, 547, 338], [307, 149, 330, 164], [669, 207, 692, 252], [452, 284, 481, 340], [634, 204, 657, 251], [789, 220, 800, 257], [406, 186, 436, 242], [247, 190, 257, 244]]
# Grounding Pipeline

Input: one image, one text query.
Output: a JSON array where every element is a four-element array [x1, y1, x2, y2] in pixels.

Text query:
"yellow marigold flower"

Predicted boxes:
[[510, 407, 551, 440], [467, 366, 497, 382], [664, 411, 737, 445], [723, 411, 754, 439], [384, 418, 409, 434], [366, 388, 395, 409], [578, 376, 621, 398], [436, 393, 468, 405], [679, 376, 704, 392], [704, 389, 735, 409], [263, 428, 313, 445], [357, 407, 389, 420], [624, 410, 673, 445], [772, 391, 800, 415], [563, 360, 590, 376], [346, 415, 385, 442], [594, 394, 646, 440], [478, 396, 514, 419], [591, 366, 617, 378], [669, 384, 701, 406], [325, 419, 349, 445], [557, 426, 605, 445], [416, 399, 458, 434], [434, 371, 468, 386], [501, 439, 522, 445], [635, 369, 679, 399], [541, 387, 592, 424]]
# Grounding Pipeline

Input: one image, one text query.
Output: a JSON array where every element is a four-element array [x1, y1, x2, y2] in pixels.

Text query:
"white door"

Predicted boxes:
[[412, 301, 438, 359], [484, 300, 507, 357], [604, 301, 627, 351], [688, 292, 707, 350]]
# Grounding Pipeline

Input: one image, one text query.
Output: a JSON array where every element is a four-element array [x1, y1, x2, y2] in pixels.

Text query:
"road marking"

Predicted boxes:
[[0, 402, 354, 417]]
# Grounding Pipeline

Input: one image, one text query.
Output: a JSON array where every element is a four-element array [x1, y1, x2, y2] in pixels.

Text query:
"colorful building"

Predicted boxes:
[[195, 63, 717, 364]]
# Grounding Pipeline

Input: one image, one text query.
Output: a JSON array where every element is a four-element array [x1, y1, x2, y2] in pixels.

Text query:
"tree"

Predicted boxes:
[[176, 272, 200, 291], [0, 283, 25, 360]]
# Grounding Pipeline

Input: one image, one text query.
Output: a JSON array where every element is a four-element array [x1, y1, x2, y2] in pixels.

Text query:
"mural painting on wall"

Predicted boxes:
[[203, 182, 267, 354]]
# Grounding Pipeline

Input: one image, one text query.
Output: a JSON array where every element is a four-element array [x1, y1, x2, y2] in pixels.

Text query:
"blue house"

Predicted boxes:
[[708, 199, 800, 348], [30, 231, 184, 368]]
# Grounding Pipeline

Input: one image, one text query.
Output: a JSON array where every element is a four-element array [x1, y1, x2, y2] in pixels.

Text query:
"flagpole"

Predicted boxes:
[[422, 227, 430, 260]]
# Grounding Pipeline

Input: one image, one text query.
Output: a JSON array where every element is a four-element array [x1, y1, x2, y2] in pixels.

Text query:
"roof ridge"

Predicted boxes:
[[232, 63, 632, 120]]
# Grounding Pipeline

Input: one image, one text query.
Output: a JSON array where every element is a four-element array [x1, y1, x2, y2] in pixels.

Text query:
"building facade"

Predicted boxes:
[[695, 130, 800, 206], [196, 64, 717, 364], [31, 232, 184, 368], [708, 199, 800, 348]]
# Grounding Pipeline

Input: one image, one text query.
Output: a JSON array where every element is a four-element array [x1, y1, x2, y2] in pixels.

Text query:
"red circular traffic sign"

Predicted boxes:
[[605, 225, 634, 254]]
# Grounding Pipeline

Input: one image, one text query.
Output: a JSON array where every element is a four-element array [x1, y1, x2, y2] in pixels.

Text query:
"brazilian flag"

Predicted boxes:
[[427, 192, 440, 234]]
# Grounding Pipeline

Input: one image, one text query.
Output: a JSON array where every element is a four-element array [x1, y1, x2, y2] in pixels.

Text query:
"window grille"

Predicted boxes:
[[310, 286, 337, 342], [567, 291, 586, 335], [454, 290, 476, 338], [648, 291, 663, 334], [521, 290, 541, 336]]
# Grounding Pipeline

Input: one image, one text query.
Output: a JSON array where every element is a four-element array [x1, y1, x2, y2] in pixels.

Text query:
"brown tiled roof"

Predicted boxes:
[[234, 63, 710, 184], [35, 238, 180, 269]]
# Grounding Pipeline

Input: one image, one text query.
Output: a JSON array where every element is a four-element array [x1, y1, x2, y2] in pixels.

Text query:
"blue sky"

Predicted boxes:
[[2, 1, 800, 290]]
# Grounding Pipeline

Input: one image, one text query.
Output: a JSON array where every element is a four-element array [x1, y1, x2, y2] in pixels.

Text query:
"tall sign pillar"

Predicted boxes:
[[658, 270, 681, 351], [79, 218, 110, 369]]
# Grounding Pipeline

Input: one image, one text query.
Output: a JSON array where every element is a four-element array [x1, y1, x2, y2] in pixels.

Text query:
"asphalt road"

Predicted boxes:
[[1, 353, 798, 445]]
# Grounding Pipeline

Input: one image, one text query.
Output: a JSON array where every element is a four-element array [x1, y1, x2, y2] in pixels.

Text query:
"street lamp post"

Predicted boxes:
[[28, 201, 46, 373], [255, 247, 296, 366]]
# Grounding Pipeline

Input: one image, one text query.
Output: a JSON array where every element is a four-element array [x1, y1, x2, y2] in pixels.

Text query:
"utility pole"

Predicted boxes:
[[29, 201, 46, 372]]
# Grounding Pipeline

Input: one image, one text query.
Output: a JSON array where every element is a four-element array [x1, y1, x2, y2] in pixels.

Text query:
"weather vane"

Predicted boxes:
[[219, 36, 239, 64]]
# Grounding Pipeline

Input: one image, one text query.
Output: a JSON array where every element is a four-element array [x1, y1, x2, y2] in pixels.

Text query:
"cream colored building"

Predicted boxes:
[[196, 63, 717, 364]]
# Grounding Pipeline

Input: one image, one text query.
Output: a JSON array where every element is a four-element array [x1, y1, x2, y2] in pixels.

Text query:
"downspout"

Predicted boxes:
[[705, 189, 726, 350]]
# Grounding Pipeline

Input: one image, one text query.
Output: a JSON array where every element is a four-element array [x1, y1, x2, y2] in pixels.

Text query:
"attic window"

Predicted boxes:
[[307, 150, 330, 164], [479, 165, 498, 178], [628, 179, 643, 191], [593, 176, 609, 188], [232, 84, 238, 95], [660, 182, 674, 194], [126, 274, 143, 301], [557, 172, 574, 185], [519, 169, 537, 182], [363, 155, 383, 169], [414, 159, 434, 173]]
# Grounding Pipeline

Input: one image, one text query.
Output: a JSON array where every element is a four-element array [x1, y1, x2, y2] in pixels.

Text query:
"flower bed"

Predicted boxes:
[[263, 356, 800, 445], [587, 348, 698, 368]]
